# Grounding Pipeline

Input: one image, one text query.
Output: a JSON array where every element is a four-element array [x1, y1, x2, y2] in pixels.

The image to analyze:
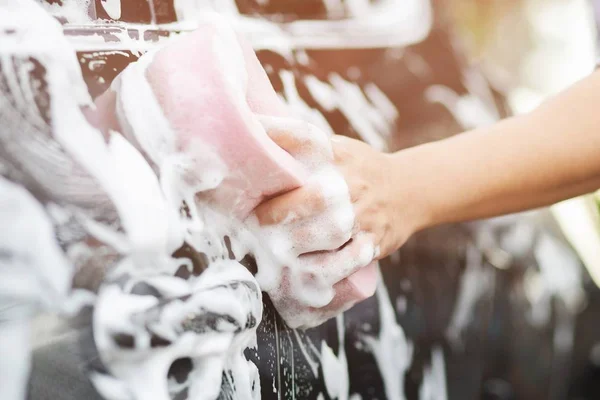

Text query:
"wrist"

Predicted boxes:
[[382, 145, 437, 245]]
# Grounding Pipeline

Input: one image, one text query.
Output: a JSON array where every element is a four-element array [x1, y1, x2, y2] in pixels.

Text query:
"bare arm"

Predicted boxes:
[[395, 70, 600, 232]]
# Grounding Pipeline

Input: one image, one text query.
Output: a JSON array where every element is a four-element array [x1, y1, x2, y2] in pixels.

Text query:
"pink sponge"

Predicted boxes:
[[145, 24, 306, 218]]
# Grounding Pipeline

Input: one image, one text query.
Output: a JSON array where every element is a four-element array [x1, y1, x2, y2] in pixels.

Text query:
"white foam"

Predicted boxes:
[[282, 0, 433, 49], [0, 176, 74, 400], [0, 4, 100, 397], [304, 74, 393, 151], [0, 316, 32, 400], [98, 32, 371, 400], [0, 178, 74, 308], [0, 5, 384, 399], [0, 4, 263, 399], [94, 261, 262, 400], [320, 315, 349, 400], [424, 83, 498, 131], [113, 48, 176, 166], [100, 0, 122, 20], [418, 346, 448, 400], [364, 268, 413, 400], [445, 245, 493, 348], [39, 0, 93, 24], [174, 0, 432, 50]]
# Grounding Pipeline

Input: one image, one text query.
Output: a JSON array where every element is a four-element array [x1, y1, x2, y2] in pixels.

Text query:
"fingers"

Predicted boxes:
[[289, 211, 353, 254], [275, 261, 378, 329], [255, 166, 351, 222], [255, 198, 353, 255], [254, 182, 327, 225], [254, 180, 355, 257], [258, 115, 332, 164], [263, 231, 377, 328], [299, 232, 376, 286], [330, 134, 374, 164], [251, 117, 377, 327]]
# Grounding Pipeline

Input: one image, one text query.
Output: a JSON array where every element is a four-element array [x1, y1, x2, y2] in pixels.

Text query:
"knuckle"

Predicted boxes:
[[334, 229, 352, 248]]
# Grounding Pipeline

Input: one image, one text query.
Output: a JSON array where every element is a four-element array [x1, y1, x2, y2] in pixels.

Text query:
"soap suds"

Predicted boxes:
[[0, 4, 266, 400], [111, 17, 377, 328], [320, 315, 349, 400], [533, 233, 585, 317], [279, 70, 337, 136], [445, 244, 494, 348], [0, 315, 32, 400], [101, 0, 122, 20], [69, 17, 387, 400], [174, 0, 240, 22], [425, 84, 498, 131], [418, 346, 448, 400], [0, 2, 110, 397], [40, 0, 93, 24], [0, 178, 75, 400], [282, 0, 434, 49], [0, 2, 426, 399], [363, 267, 413, 400], [306, 74, 392, 151], [293, 330, 320, 377], [93, 261, 262, 400], [172, 0, 433, 51]]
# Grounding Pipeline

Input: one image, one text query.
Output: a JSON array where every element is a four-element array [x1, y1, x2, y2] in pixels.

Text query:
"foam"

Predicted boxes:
[[320, 315, 349, 400], [93, 261, 262, 400], [106, 14, 379, 329], [171, 0, 433, 49], [0, 2, 100, 397], [39, 0, 93, 24], [100, 0, 122, 20], [0, 3, 264, 399], [419, 346, 448, 400], [0, 177, 75, 400], [0, 4, 380, 399], [363, 269, 413, 400]]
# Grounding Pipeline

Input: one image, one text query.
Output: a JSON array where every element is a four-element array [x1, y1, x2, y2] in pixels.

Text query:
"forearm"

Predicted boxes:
[[390, 71, 600, 231]]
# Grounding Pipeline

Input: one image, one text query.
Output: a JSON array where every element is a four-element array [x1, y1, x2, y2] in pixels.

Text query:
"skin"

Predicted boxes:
[[255, 70, 600, 260]]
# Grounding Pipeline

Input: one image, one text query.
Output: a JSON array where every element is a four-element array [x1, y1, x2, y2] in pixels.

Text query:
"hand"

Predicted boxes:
[[249, 117, 419, 328], [254, 128, 407, 262]]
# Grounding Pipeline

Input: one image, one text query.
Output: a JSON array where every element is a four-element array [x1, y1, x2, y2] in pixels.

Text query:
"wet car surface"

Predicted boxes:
[[6, 1, 600, 399]]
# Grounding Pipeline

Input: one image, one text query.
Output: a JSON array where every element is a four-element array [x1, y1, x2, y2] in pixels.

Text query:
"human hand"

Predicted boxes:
[[254, 124, 407, 263], [249, 117, 418, 327]]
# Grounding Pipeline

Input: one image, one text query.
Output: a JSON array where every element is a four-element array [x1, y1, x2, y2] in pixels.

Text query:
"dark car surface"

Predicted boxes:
[[7, 1, 600, 399]]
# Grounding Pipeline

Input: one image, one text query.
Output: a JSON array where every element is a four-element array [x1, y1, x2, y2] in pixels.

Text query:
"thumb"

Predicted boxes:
[[258, 115, 332, 160]]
